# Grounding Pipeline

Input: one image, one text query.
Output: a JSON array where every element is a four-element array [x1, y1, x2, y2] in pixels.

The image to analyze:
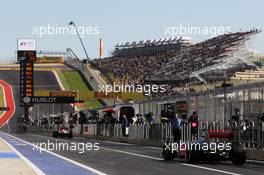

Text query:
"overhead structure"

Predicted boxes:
[[114, 36, 191, 49], [68, 21, 90, 62], [150, 29, 261, 83]]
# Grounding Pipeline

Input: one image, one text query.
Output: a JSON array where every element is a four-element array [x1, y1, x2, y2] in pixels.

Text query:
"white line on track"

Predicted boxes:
[[28, 133, 243, 175], [101, 147, 163, 161], [75, 136, 161, 149], [29, 134, 161, 160], [246, 159, 264, 164], [100, 147, 243, 175], [0, 132, 107, 175], [96, 140, 133, 146], [0, 137, 45, 175], [144, 146, 162, 150], [181, 163, 241, 175], [52, 70, 65, 90], [15, 143, 27, 146], [29, 134, 162, 161]]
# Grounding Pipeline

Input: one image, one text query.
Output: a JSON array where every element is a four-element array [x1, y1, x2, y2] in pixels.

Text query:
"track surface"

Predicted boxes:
[[0, 70, 73, 130], [4, 132, 264, 175], [0, 68, 263, 175]]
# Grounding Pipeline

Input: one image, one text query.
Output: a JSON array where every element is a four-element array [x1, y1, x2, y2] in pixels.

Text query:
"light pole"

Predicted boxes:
[[68, 21, 90, 62]]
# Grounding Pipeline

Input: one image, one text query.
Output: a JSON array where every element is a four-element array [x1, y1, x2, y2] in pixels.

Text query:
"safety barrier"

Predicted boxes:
[[28, 120, 264, 150]]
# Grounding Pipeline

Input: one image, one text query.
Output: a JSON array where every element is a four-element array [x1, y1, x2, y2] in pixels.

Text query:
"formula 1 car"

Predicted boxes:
[[162, 130, 246, 165], [52, 124, 73, 138], [50, 114, 73, 138]]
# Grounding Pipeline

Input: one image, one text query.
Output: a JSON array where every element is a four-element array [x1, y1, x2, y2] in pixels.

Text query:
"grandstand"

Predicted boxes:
[[232, 68, 264, 81], [113, 36, 191, 57], [91, 50, 177, 84], [91, 29, 262, 97], [151, 29, 261, 82]]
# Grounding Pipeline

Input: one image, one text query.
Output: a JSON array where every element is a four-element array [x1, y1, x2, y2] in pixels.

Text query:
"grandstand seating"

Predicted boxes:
[[113, 37, 190, 57], [153, 29, 261, 81], [91, 29, 261, 97], [91, 50, 177, 84], [232, 68, 264, 81]]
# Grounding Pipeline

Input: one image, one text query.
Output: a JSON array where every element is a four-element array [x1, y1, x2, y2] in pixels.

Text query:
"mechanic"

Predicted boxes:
[[189, 111, 199, 139], [170, 113, 183, 143], [120, 114, 128, 137]]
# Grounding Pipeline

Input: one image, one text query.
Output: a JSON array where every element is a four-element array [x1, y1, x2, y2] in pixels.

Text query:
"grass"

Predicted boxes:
[[62, 71, 90, 92], [0, 86, 4, 115], [56, 70, 102, 110], [56, 70, 70, 90]]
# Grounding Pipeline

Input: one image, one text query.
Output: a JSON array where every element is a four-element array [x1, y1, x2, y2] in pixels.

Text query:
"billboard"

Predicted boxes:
[[94, 91, 121, 99], [49, 90, 77, 98], [17, 38, 37, 51], [31, 96, 75, 104], [19, 61, 34, 106], [18, 38, 36, 106]]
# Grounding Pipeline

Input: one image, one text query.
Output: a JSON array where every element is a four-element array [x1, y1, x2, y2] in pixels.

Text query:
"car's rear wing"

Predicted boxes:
[[208, 130, 233, 138]]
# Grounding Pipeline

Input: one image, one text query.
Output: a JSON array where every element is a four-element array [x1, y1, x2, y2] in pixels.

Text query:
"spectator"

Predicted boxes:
[[170, 113, 183, 142], [189, 111, 199, 138], [131, 116, 137, 125], [78, 111, 86, 134], [91, 30, 255, 99], [231, 108, 240, 123], [260, 114, 264, 123], [119, 114, 128, 136], [146, 113, 155, 125], [136, 114, 144, 125]]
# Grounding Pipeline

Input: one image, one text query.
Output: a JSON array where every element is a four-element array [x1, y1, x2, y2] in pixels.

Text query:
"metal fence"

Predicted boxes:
[[28, 120, 264, 150], [136, 81, 264, 123]]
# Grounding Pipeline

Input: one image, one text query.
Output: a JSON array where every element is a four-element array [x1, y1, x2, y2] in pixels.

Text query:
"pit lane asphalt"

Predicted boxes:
[[0, 70, 74, 130], [7, 132, 264, 175]]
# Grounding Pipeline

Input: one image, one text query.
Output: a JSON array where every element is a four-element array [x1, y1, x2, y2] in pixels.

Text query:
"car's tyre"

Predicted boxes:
[[52, 131, 59, 138], [67, 133, 73, 138], [231, 150, 246, 165], [162, 149, 176, 161], [187, 150, 202, 163]]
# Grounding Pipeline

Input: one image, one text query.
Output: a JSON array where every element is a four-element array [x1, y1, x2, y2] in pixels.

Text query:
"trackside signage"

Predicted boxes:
[[31, 96, 75, 103], [0, 107, 9, 111], [18, 38, 36, 106], [49, 91, 77, 98], [17, 38, 37, 51]]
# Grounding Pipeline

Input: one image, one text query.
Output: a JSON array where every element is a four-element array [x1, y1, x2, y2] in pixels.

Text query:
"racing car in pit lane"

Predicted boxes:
[[162, 129, 246, 165], [51, 114, 73, 138], [52, 124, 73, 138]]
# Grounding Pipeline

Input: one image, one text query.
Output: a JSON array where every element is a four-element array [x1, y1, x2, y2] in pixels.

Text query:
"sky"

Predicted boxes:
[[0, 0, 263, 62]]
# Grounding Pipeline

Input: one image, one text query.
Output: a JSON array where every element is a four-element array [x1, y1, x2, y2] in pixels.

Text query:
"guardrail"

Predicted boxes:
[[28, 121, 264, 150]]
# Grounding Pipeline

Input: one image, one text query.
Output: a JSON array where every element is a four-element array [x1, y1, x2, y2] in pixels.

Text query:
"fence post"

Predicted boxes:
[[261, 122, 264, 150], [250, 121, 256, 148]]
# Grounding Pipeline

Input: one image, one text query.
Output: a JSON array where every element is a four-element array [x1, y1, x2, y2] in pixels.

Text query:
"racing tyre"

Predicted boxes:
[[187, 150, 202, 163], [67, 133, 73, 138], [162, 149, 176, 161], [52, 131, 59, 138], [231, 150, 246, 165], [162, 142, 176, 161]]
